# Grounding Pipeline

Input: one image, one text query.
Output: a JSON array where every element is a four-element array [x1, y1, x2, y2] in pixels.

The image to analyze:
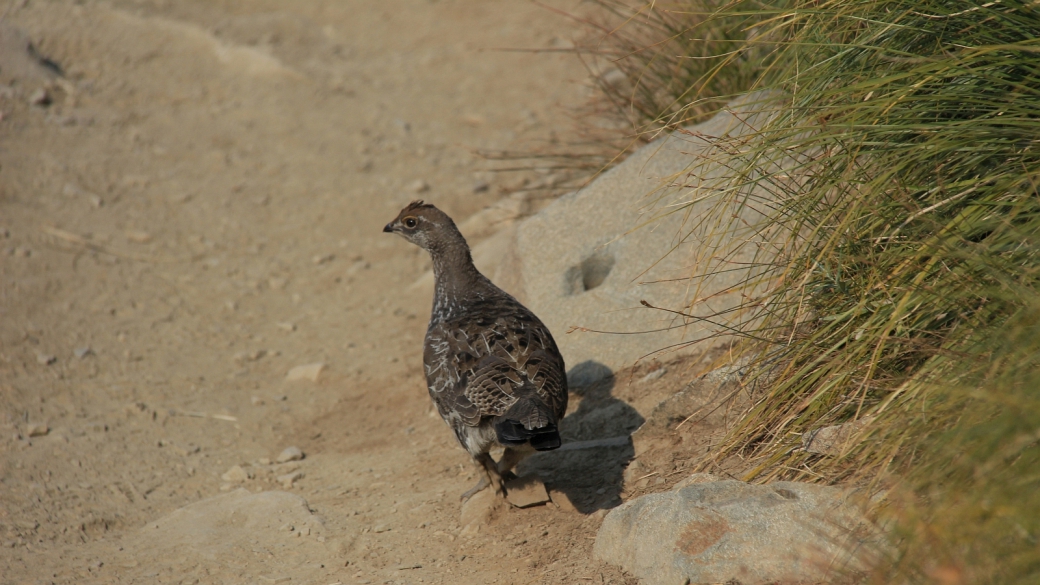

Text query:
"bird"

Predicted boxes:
[[383, 200, 568, 501]]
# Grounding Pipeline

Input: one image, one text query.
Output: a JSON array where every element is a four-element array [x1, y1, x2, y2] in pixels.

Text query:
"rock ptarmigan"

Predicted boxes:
[[384, 200, 568, 500]]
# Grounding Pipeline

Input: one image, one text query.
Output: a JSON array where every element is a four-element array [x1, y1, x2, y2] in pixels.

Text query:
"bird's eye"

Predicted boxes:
[[403, 216, 418, 229]]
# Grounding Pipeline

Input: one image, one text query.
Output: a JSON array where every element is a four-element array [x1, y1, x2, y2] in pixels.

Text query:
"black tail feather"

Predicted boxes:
[[530, 429, 561, 451], [493, 397, 561, 451]]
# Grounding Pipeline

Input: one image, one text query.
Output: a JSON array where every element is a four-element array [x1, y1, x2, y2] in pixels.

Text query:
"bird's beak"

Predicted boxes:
[[382, 223, 395, 233]]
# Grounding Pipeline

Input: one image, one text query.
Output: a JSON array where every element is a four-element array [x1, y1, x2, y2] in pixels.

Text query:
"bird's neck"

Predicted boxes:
[[429, 239, 489, 321]]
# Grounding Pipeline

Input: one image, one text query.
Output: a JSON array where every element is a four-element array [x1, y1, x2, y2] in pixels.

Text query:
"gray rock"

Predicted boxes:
[[594, 479, 876, 585], [276, 446, 304, 463], [484, 93, 784, 376]]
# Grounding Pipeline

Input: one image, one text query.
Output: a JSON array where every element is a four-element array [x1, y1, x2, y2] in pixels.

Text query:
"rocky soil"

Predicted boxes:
[[0, 2, 743, 584]]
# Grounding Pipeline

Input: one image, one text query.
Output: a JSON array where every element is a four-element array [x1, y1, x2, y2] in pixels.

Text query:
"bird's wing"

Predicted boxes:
[[424, 306, 567, 428]]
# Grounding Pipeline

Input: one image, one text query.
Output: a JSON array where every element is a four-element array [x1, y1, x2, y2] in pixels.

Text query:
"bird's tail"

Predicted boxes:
[[493, 396, 561, 451]]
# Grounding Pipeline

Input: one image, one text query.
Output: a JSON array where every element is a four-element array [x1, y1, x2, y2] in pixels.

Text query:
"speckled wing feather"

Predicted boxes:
[[422, 296, 567, 441]]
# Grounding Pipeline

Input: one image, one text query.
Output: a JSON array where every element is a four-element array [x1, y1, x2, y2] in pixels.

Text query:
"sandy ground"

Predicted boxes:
[[0, 2, 730, 584]]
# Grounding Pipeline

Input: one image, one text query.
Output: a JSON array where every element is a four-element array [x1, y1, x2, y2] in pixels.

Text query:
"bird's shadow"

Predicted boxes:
[[516, 361, 643, 514]]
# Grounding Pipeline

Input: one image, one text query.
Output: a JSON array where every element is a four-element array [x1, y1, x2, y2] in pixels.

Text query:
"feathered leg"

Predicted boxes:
[[460, 452, 504, 502], [496, 445, 534, 481]]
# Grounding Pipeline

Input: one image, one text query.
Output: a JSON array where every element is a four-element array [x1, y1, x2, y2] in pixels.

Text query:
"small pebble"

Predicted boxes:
[[35, 352, 56, 366], [600, 67, 628, 88], [221, 465, 251, 483], [25, 424, 49, 437], [346, 260, 370, 276], [407, 179, 429, 193], [286, 363, 324, 382], [277, 470, 304, 488], [250, 396, 265, 406], [73, 346, 93, 359], [28, 88, 51, 107], [460, 112, 485, 126], [247, 349, 267, 362], [174, 444, 200, 457], [276, 446, 304, 463], [472, 180, 489, 193]]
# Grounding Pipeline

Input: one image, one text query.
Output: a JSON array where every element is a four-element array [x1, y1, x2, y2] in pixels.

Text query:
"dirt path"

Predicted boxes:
[[0, 1, 663, 583]]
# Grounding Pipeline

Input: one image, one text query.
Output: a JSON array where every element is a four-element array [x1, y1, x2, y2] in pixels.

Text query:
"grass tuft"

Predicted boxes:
[[569, 1, 1040, 582]]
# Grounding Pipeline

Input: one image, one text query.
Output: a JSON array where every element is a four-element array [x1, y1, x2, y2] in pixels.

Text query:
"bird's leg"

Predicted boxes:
[[459, 475, 488, 502], [460, 452, 505, 502], [496, 445, 534, 482]]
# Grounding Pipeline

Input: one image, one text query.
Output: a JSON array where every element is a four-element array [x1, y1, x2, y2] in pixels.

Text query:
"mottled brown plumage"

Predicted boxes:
[[383, 201, 568, 499]]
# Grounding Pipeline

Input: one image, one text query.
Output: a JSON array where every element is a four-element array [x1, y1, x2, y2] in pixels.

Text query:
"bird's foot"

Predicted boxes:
[[459, 476, 489, 503]]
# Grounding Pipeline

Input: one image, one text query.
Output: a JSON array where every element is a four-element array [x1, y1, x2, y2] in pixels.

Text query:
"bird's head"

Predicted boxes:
[[383, 200, 464, 253]]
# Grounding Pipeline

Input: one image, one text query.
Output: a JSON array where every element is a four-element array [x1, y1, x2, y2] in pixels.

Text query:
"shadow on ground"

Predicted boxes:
[[518, 361, 644, 514]]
